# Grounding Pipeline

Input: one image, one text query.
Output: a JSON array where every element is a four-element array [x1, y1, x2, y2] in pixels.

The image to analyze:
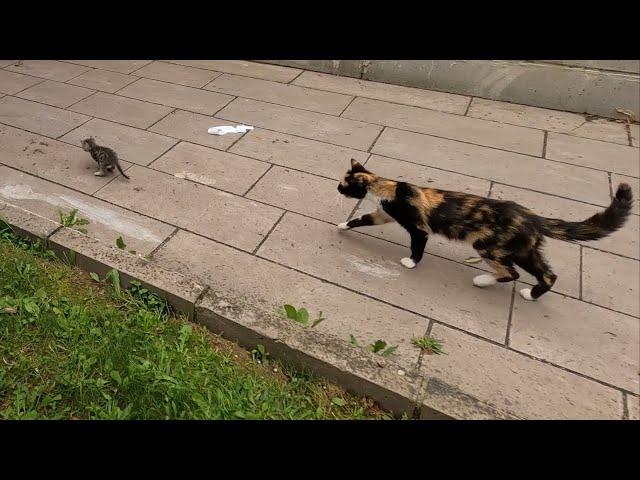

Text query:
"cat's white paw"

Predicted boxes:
[[94, 171, 104, 177], [473, 274, 497, 287], [519, 288, 535, 301], [337, 222, 349, 230], [400, 257, 416, 269]]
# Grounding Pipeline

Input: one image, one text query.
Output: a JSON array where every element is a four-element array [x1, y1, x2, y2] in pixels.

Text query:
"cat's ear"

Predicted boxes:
[[350, 158, 365, 172]]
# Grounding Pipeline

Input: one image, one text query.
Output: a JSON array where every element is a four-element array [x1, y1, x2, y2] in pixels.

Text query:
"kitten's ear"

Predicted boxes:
[[350, 158, 366, 172]]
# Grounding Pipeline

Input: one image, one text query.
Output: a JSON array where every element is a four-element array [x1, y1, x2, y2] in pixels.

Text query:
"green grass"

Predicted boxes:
[[411, 335, 445, 355], [0, 223, 389, 420]]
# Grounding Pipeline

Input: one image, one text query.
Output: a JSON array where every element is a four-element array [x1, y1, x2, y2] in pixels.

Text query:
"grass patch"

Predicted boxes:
[[0, 224, 389, 420]]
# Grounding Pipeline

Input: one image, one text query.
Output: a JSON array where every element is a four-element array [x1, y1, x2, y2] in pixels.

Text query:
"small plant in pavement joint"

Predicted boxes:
[[411, 335, 446, 355], [349, 335, 397, 357], [58, 209, 90, 234]]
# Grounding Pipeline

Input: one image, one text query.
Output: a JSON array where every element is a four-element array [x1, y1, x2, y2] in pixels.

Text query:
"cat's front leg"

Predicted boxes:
[[400, 228, 429, 269], [338, 209, 392, 230]]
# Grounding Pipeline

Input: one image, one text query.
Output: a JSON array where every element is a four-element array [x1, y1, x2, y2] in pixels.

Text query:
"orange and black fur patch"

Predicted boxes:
[[337, 159, 633, 301]]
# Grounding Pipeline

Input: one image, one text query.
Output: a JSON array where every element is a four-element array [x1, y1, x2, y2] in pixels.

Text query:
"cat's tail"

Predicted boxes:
[[540, 183, 633, 241], [116, 161, 130, 180]]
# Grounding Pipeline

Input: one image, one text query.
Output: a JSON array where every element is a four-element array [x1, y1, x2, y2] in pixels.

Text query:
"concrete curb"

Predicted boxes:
[[258, 60, 640, 120], [1, 199, 519, 419]]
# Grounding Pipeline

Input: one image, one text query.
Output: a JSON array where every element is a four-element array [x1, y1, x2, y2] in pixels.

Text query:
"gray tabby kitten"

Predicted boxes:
[[81, 137, 130, 179]]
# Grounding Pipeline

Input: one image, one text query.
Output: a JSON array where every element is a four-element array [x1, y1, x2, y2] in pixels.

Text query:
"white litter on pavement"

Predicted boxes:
[[207, 125, 254, 135]]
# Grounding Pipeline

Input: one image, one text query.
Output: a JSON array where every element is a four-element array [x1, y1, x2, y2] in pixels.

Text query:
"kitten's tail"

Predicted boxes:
[[541, 183, 633, 241], [116, 161, 130, 180]]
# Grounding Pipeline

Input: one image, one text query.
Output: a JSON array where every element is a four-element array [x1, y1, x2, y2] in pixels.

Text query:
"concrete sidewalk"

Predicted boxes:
[[0, 60, 638, 419]]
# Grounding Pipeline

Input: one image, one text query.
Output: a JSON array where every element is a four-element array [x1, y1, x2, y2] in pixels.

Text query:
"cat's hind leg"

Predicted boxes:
[[472, 251, 519, 288], [514, 249, 557, 300]]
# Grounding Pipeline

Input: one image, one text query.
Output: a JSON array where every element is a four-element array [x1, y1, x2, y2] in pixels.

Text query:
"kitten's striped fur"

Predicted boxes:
[[81, 137, 129, 180], [338, 159, 633, 301]]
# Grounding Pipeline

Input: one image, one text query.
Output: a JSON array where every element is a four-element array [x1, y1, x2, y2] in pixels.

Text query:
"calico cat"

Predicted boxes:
[[337, 159, 633, 301], [81, 137, 129, 179]]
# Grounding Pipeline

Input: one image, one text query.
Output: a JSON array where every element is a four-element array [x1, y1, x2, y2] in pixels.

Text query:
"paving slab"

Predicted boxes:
[[344, 97, 544, 156], [631, 123, 638, 147], [0, 165, 174, 256], [246, 165, 358, 223], [69, 92, 172, 129], [0, 124, 130, 194], [611, 173, 639, 215], [0, 61, 18, 68], [258, 212, 512, 342], [149, 110, 245, 151], [153, 229, 427, 372], [293, 70, 470, 114], [0, 96, 90, 138], [372, 128, 611, 205], [62, 60, 152, 74], [118, 78, 233, 116], [67, 69, 139, 93], [16, 80, 94, 108], [59, 118, 178, 167], [230, 128, 369, 180], [95, 165, 283, 252], [582, 248, 639, 317], [217, 98, 382, 150], [420, 323, 623, 419], [150, 141, 270, 195], [0, 200, 61, 243], [166, 60, 302, 83], [133, 61, 222, 88], [490, 183, 639, 260], [205, 73, 353, 115], [546, 132, 639, 177], [570, 119, 631, 146], [467, 97, 586, 132], [0, 70, 44, 95], [511, 287, 639, 393], [5, 60, 90, 82]]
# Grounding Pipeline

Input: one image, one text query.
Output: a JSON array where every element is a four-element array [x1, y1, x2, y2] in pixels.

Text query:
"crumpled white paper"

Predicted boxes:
[[207, 125, 254, 135]]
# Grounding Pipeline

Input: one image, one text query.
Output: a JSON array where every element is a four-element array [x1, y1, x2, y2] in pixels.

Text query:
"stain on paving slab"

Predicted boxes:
[[0, 165, 174, 256], [95, 165, 283, 252], [150, 141, 270, 195], [0, 124, 131, 194]]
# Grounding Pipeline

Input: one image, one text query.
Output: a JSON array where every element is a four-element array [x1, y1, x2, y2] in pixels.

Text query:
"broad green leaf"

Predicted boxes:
[[296, 308, 309, 325], [116, 236, 126, 250], [284, 304, 297, 320], [90, 272, 100, 282]]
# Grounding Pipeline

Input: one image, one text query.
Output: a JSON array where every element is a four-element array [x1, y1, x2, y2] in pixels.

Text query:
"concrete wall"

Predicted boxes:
[[259, 60, 640, 119]]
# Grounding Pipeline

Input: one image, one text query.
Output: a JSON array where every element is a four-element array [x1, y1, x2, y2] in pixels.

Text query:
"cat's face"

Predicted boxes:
[[337, 159, 373, 199], [80, 138, 95, 152]]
